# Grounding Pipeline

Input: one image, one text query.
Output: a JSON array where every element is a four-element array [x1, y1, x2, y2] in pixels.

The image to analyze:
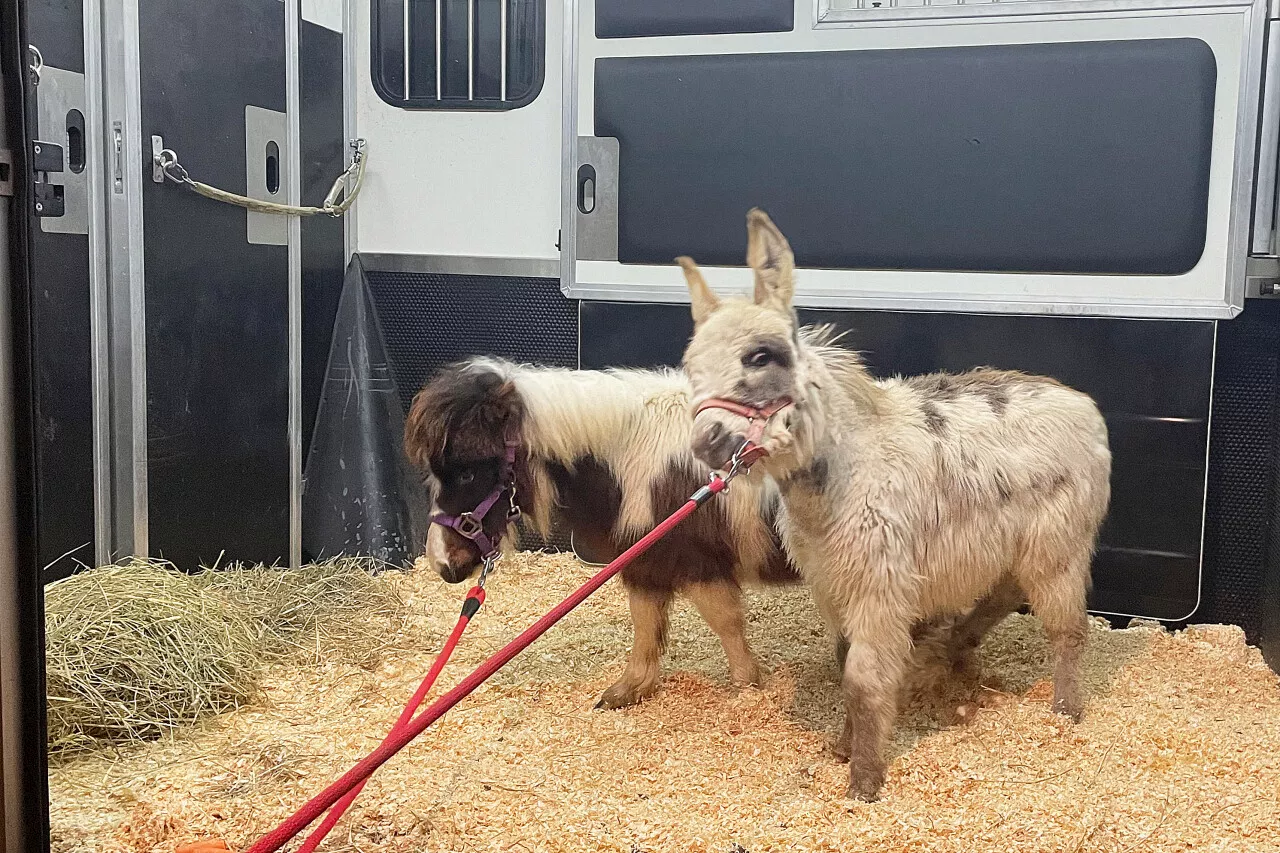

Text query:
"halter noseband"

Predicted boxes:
[[430, 432, 522, 560], [694, 397, 793, 468]]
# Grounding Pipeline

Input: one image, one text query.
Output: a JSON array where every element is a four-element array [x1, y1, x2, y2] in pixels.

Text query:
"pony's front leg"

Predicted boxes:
[[684, 578, 763, 687], [596, 585, 672, 710], [838, 615, 913, 801]]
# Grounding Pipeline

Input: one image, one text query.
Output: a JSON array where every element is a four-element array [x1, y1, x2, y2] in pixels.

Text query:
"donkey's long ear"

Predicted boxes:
[[677, 256, 720, 326], [746, 208, 795, 312]]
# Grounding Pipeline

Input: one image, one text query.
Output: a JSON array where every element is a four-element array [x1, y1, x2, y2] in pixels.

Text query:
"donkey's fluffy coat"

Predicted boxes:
[[679, 210, 1111, 800]]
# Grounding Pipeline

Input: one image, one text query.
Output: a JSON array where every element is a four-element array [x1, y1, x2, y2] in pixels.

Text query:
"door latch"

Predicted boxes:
[[31, 139, 65, 217]]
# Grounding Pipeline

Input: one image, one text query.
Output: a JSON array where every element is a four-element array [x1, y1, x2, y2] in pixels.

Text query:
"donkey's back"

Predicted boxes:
[[875, 367, 1111, 618]]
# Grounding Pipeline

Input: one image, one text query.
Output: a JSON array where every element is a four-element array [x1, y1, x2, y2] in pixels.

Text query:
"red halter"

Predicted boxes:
[[693, 396, 793, 469]]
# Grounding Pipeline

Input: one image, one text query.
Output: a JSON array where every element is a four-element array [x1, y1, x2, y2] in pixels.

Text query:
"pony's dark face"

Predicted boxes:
[[404, 364, 525, 583]]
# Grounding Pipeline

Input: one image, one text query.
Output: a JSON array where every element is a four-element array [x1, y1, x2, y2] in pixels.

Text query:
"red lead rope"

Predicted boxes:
[[220, 472, 731, 853], [293, 585, 486, 853]]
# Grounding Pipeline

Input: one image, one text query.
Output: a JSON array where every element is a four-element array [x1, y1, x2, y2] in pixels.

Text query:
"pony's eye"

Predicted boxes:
[[458, 470, 475, 485], [744, 347, 777, 369]]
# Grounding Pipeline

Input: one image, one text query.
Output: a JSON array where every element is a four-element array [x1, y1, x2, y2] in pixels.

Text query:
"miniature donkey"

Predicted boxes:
[[406, 358, 1023, 711], [678, 210, 1111, 800]]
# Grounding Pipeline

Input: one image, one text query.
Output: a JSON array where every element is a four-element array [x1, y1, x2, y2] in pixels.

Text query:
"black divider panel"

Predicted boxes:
[[595, 39, 1215, 273], [301, 19, 347, 456], [26, 0, 84, 72], [27, 0, 94, 579], [140, 0, 288, 568], [596, 0, 792, 39], [580, 301, 1214, 622]]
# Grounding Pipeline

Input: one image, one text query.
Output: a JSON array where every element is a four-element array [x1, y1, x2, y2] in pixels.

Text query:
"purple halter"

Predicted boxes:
[[430, 433, 521, 560]]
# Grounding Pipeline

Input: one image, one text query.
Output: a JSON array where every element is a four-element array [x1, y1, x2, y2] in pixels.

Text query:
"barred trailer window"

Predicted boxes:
[[372, 0, 546, 109]]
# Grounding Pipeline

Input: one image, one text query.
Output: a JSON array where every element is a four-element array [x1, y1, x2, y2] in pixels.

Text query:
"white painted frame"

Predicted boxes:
[[563, 0, 1269, 320]]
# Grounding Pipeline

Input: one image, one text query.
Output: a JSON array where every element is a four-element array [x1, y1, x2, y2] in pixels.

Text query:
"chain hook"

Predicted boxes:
[[725, 439, 755, 482], [27, 44, 43, 86], [477, 553, 499, 590], [153, 148, 193, 186]]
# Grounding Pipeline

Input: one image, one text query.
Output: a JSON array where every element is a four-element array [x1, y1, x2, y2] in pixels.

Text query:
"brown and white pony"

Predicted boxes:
[[404, 359, 1020, 711], [404, 358, 799, 709], [679, 210, 1111, 800]]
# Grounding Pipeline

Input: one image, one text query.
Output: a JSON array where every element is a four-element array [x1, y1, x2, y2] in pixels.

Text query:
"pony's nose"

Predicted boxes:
[[437, 561, 473, 584], [692, 420, 744, 470], [432, 555, 473, 581]]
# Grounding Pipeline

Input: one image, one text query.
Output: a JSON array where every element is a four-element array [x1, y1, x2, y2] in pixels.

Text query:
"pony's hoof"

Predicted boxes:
[[846, 765, 886, 802], [595, 681, 653, 710], [1052, 697, 1084, 722], [845, 782, 883, 803]]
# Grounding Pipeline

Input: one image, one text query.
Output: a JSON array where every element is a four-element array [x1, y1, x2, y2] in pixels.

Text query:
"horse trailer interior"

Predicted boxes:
[[4, 0, 1280, 849]]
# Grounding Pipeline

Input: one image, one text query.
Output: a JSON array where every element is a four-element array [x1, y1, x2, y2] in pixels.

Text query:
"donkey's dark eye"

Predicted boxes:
[[744, 347, 779, 369], [458, 470, 475, 485]]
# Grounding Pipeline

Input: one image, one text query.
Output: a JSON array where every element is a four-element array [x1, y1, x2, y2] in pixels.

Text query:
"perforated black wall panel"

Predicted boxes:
[[362, 269, 578, 550], [1203, 299, 1280, 667], [364, 271, 577, 408]]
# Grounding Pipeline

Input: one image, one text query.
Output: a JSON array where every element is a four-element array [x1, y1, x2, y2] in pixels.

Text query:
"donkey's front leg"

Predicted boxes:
[[684, 578, 763, 687], [839, 620, 912, 801], [596, 585, 672, 710]]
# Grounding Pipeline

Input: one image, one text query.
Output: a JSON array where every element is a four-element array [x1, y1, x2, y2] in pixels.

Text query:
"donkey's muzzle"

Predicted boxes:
[[692, 419, 746, 471]]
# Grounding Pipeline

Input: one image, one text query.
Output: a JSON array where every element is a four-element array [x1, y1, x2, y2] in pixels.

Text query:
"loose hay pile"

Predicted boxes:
[[44, 558, 402, 754], [48, 553, 1280, 853]]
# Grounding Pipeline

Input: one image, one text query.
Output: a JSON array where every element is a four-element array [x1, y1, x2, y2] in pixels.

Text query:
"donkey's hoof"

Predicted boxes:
[[830, 737, 851, 763], [595, 681, 655, 710], [846, 766, 886, 802], [730, 663, 765, 688]]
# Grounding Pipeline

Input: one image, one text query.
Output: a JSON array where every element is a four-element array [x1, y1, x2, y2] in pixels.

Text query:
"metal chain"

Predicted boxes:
[[154, 138, 367, 217]]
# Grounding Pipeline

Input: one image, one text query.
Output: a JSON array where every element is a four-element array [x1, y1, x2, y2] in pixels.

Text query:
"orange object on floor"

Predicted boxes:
[[175, 839, 235, 853]]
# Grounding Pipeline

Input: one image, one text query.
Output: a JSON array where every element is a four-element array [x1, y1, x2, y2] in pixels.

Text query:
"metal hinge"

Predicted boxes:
[[0, 148, 13, 197]]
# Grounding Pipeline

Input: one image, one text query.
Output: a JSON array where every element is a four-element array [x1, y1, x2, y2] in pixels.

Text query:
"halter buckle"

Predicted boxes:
[[454, 512, 483, 538]]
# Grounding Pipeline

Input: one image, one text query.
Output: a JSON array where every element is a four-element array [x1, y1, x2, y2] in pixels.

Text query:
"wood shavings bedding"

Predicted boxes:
[[49, 552, 1280, 853]]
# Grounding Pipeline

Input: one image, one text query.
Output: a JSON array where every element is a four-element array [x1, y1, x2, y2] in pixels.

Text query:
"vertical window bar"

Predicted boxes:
[[468, 0, 475, 100], [436, 0, 443, 100], [500, 0, 508, 101], [403, 0, 411, 98]]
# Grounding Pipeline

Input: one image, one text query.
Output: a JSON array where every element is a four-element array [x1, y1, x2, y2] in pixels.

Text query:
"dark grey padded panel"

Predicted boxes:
[[594, 39, 1216, 274], [580, 300, 1215, 623], [596, 0, 792, 39]]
